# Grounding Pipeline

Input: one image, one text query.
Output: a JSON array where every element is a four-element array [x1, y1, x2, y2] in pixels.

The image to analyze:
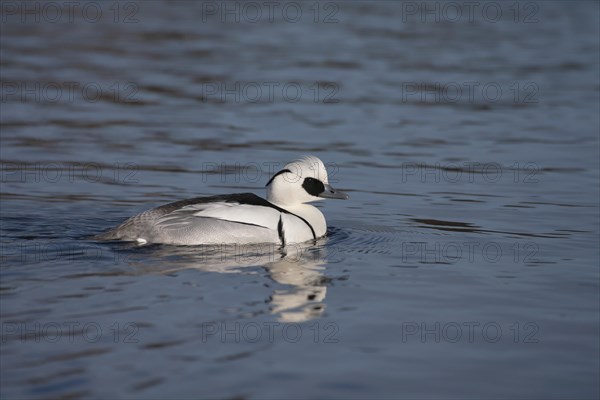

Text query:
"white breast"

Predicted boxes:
[[279, 213, 316, 245]]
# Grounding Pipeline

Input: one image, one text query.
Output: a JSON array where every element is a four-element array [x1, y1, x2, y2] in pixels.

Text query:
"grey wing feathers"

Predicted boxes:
[[93, 207, 168, 241], [93, 193, 281, 244]]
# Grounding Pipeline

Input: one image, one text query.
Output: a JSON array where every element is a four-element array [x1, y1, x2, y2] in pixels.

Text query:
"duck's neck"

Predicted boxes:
[[276, 203, 326, 238]]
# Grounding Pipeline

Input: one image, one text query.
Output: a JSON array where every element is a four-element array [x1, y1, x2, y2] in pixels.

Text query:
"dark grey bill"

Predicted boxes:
[[318, 183, 349, 200]]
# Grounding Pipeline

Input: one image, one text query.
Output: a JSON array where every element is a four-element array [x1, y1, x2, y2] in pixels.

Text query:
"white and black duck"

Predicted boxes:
[[95, 155, 348, 245]]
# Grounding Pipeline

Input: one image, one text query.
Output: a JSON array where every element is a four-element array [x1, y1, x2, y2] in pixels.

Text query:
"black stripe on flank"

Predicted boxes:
[[277, 216, 285, 246], [277, 212, 315, 242], [194, 216, 270, 229], [291, 213, 316, 241], [265, 169, 291, 187]]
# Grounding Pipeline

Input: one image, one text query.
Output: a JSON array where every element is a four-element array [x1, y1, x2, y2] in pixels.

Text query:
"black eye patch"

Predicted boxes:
[[302, 177, 325, 196]]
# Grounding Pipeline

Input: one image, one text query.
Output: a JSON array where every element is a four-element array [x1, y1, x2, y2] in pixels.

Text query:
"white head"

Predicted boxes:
[[266, 155, 349, 207]]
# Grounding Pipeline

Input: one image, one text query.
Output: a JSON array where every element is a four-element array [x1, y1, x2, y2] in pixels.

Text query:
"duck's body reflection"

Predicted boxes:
[[268, 243, 328, 322], [121, 239, 329, 322]]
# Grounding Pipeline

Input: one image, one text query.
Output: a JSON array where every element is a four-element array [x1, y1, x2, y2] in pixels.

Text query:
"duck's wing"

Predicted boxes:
[[95, 193, 283, 244], [151, 193, 284, 244], [156, 200, 281, 230]]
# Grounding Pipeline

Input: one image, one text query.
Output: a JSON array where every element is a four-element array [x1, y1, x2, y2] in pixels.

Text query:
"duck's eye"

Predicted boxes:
[[302, 177, 325, 196]]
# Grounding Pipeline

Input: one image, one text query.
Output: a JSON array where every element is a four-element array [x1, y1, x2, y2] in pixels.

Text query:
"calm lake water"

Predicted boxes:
[[1, 1, 599, 399]]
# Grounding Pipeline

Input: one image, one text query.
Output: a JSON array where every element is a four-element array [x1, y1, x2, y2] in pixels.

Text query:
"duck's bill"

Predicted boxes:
[[319, 184, 349, 200]]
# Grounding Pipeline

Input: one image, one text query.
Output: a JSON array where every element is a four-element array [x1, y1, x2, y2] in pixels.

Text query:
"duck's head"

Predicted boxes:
[[266, 155, 349, 206]]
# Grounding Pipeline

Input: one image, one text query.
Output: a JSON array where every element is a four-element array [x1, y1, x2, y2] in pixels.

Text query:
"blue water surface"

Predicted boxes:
[[1, 2, 599, 399]]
